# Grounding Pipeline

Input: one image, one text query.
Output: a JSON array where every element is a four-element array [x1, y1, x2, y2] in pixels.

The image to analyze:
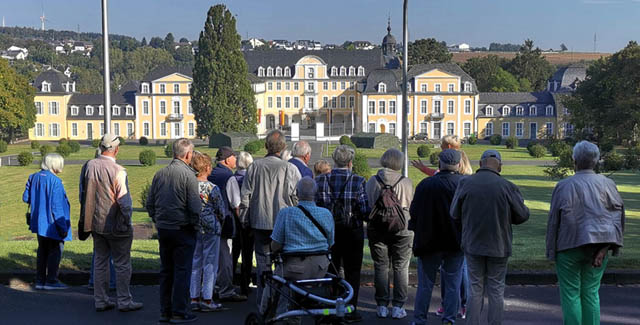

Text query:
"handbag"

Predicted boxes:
[[25, 205, 31, 226]]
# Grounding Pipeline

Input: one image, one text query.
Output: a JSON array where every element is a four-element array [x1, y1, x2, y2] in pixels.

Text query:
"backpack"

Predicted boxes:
[[328, 174, 355, 228], [369, 175, 406, 234]]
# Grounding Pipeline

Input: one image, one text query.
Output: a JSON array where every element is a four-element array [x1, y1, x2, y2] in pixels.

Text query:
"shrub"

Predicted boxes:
[[139, 182, 151, 211], [68, 141, 81, 153], [244, 140, 264, 155], [467, 133, 478, 145], [429, 150, 441, 165], [17, 152, 34, 166], [56, 144, 72, 158], [352, 152, 371, 179], [417, 144, 431, 158], [526, 140, 540, 152], [602, 152, 624, 172], [528, 144, 547, 158], [164, 142, 174, 158], [139, 137, 149, 146], [92, 139, 101, 148], [599, 141, 615, 154], [59, 138, 69, 145], [549, 141, 571, 157], [489, 134, 502, 145], [624, 146, 640, 170], [0, 140, 7, 153], [544, 149, 574, 179], [40, 145, 54, 157], [117, 136, 126, 146], [505, 136, 518, 149], [30, 141, 40, 150], [339, 135, 356, 149], [139, 149, 157, 166]]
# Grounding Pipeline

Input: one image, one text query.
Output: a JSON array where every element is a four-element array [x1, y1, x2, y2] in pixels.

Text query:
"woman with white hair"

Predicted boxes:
[[546, 141, 625, 324], [22, 153, 72, 290]]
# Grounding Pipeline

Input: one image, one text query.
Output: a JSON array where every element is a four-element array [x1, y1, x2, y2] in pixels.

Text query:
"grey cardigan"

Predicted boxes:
[[365, 168, 414, 234]]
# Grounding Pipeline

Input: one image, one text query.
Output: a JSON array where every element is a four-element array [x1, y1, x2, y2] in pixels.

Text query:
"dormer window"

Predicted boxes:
[[141, 83, 149, 93], [267, 67, 274, 77], [41, 81, 51, 92], [530, 105, 537, 116], [284, 67, 291, 77], [516, 106, 524, 116], [546, 105, 554, 116], [112, 106, 120, 116], [486, 106, 494, 116], [86, 105, 94, 116], [331, 67, 338, 76], [71, 105, 79, 116], [378, 82, 387, 93], [276, 67, 282, 77], [349, 66, 355, 76], [340, 66, 346, 76], [258, 67, 265, 77], [126, 105, 134, 116], [464, 82, 472, 92], [99, 106, 104, 116], [357, 66, 365, 76], [307, 67, 315, 79], [502, 106, 510, 116]]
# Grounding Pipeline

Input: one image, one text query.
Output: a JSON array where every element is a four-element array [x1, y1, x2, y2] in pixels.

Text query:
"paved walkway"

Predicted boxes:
[[1, 283, 639, 324]]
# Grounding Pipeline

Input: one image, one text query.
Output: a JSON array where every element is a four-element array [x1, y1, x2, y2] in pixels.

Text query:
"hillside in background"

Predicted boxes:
[[452, 51, 610, 66]]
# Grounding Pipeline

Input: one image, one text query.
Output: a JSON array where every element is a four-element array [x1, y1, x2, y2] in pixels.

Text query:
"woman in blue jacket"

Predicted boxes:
[[22, 153, 72, 290]]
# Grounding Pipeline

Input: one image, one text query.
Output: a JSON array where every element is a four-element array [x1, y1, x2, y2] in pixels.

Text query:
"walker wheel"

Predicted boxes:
[[244, 312, 266, 325]]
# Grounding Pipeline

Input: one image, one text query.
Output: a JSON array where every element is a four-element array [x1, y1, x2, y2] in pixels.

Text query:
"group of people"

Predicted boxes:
[[22, 130, 625, 325]]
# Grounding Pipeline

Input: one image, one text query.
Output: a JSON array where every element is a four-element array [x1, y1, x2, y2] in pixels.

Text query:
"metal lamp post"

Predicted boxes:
[[102, 0, 111, 134], [401, 0, 409, 177]]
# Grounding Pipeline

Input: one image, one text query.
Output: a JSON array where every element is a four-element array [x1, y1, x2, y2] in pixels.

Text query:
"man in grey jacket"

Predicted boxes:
[[147, 138, 201, 323], [240, 130, 300, 307], [450, 150, 529, 325]]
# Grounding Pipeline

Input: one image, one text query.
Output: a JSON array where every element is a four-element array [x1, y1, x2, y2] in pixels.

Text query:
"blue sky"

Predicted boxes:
[[1, 0, 640, 52]]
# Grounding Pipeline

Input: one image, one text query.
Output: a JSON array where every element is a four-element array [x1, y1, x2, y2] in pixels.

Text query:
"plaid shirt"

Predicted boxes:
[[315, 168, 370, 227]]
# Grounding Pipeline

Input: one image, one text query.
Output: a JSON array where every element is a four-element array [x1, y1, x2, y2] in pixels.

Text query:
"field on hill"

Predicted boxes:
[[452, 51, 610, 66]]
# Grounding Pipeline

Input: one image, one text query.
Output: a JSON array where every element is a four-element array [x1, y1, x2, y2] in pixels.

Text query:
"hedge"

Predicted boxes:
[[17, 152, 34, 166], [139, 150, 157, 166], [56, 144, 72, 158], [417, 145, 431, 158]]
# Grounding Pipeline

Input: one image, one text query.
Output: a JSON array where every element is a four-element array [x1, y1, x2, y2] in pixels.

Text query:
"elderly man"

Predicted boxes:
[[147, 138, 202, 323], [289, 141, 313, 178], [264, 177, 335, 314], [315, 145, 369, 323], [409, 150, 465, 325], [240, 130, 300, 307], [450, 150, 529, 325], [81, 134, 142, 312], [546, 141, 625, 325]]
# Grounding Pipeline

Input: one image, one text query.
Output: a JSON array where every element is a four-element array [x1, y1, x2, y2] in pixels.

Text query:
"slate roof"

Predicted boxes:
[[243, 49, 385, 79], [549, 64, 586, 92], [478, 92, 556, 117], [33, 69, 72, 93], [363, 63, 478, 94], [67, 81, 137, 120], [142, 66, 193, 82]]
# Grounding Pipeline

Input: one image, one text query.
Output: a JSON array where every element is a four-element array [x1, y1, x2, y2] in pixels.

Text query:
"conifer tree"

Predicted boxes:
[[192, 5, 257, 137]]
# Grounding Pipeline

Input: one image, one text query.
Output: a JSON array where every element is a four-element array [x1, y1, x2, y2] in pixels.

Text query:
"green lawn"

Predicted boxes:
[[1, 157, 639, 272], [326, 143, 553, 161]]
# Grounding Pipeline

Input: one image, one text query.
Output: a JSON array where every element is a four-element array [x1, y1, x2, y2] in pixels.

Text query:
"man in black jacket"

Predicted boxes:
[[409, 149, 465, 325]]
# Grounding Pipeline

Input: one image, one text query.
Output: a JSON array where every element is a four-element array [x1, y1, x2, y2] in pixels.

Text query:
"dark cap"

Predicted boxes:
[[480, 149, 502, 162], [216, 146, 236, 161], [439, 149, 461, 165]]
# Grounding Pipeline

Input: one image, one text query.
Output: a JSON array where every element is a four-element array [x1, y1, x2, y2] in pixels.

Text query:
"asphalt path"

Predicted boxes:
[[1, 282, 639, 325]]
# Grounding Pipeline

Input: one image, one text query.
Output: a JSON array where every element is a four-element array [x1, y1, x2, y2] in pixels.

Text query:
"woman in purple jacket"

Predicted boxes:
[[23, 153, 72, 290]]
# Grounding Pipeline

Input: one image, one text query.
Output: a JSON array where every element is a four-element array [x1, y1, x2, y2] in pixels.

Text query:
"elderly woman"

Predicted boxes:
[[365, 148, 414, 319], [227, 151, 255, 296], [411, 135, 473, 176], [546, 141, 625, 325], [22, 153, 72, 290]]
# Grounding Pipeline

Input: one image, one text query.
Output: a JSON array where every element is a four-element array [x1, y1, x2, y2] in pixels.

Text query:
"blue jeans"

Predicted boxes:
[[414, 251, 464, 324], [190, 232, 221, 300], [440, 257, 470, 308], [89, 252, 116, 288]]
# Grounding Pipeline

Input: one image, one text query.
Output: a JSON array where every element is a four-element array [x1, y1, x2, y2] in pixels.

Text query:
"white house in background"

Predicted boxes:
[[54, 43, 65, 54], [293, 40, 322, 50], [248, 38, 265, 48], [1, 46, 28, 60], [272, 40, 293, 50], [448, 43, 471, 52]]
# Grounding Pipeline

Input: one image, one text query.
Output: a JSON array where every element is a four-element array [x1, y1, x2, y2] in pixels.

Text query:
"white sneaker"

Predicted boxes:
[[376, 306, 389, 318], [391, 306, 407, 319]]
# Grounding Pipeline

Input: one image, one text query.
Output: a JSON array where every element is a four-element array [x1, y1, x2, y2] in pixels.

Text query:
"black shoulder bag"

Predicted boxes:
[[296, 205, 329, 240]]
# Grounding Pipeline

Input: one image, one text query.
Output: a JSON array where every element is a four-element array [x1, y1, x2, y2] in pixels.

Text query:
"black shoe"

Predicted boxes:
[[159, 313, 171, 323], [344, 311, 362, 323], [169, 314, 198, 324]]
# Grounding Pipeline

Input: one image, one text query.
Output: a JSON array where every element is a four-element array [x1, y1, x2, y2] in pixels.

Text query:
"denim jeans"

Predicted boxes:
[[465, 254, 509, 325], [36, 235, 64, 284], [368, 230, 413, 308], [413, 251, 464, 324], [190, 232, 220, 300], [158, 227, 197, 317], [440, 257, 470, 308], [89, 252, 116, 288]]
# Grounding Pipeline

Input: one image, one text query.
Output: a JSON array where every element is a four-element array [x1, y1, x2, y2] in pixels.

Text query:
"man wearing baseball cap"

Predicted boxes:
[[449, 150, 529, 325]]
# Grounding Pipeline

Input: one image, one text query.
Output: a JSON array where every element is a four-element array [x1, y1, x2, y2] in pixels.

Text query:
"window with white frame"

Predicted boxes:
[[464, 82, 472, 92], [546, 122, 553, 136], [160, 101, 167, 114], [503, 106, 510, 116], [49, 123, 60, 137], [420, 122, 428, 134], [530, 105, 537, 116], [420, 100, 427, 114], [173, 101, 180, 114], [112, 106, 120, 116], [285, 96, 291, 109], [143, 122, 150, 136], [276, 96, 282, 109], [502, 122, 510, 136], [565, 123, 573, 136], [285, 82, 290, 91], [42, 82, 50, 92], [174, 123, 181, 137], [464, 122, 471, 137], [464, 100, 471, 114], [267, 67, 273, 77], [421, 84, 427, 92], [323, 96, 329, 108], [330, 67, 337, 76], [435, 84, 441, 92], [340, 96, 346, 108], [349, 66, 355, 76], [378, 83, 386, 93], [284, 67, 291, 77], [448, 84, 455, 92], [368, 123, 376, 133], [331, 97, 337, 109], [71, 123, 78, 137], [160, 84, 166, 94], [307, 81, 314, 91], [174, 84, 180, 93], [188, 101, 193, 114], [434, 101, 441, 114], [433, 122, 441, 139], [49, 102, 59, 115], [35, 102, 43, 115], [323, 82, 328, 90], [100, 123, 105, 136], [258, 67, 265, 77], [389, 100, 396, 114], [486, 122, 493, 136], [389, 123, 396, 135], [332, 81, 337, 90], [349, 96, 355, 108], [358, 66, 365, 76], [143, 101, 149, 115], [447, 122, 455, 135], [276, 67, 282, 77], [516, 106, 524, 116], [114, 123, 120, 136], [188, 122, 195, 137], [160, 122, 167, 136], [276, 82, 281, 91], [268, 97, 273, 108], [307, 97, 314, 109], [127, 123, 133, 137], [36, 123, 44, 137], [447, 100, 455, 114], [71, 106, 79, 116], [379, 100, 386, 114], [307, 67, 315, 79], [294, 97, 299, 108], [340, 67, 346, 76], [187, 83, 191, 93], [486, 106, 493, 116], [341, 81, 346, 90], [368, 101, 375, 115], [546, 105, 554, 116], [516, 122, 523, 137], [126, 106, 133, 116], [294, 82, 299, 91], [268, 82, 273, 91], [99, 106, 104, 116]]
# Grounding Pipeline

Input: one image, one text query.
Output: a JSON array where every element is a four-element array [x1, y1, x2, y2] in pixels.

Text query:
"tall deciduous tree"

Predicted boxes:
[[507, 39, 554, 91], [407, 38, 452, 64], [565, 41, 640, 145], [463, 55, 521, 92], [192, 5, 257, 137], [0, 59, 36, 142]]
